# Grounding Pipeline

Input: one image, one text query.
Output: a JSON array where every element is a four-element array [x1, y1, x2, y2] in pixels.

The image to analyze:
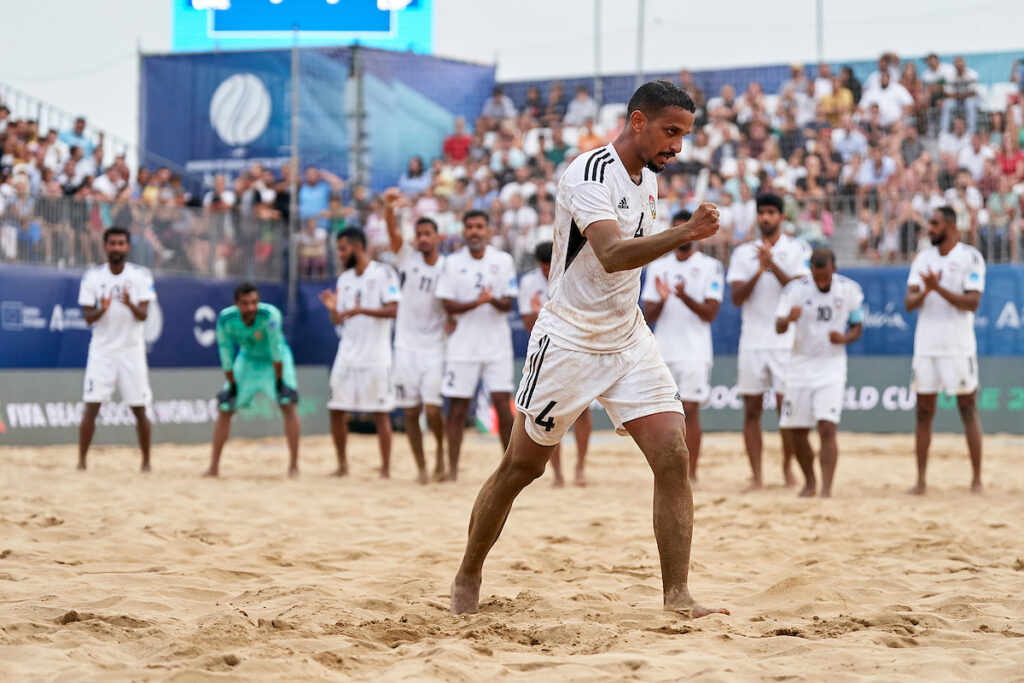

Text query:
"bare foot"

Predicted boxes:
[[665, 599, 730, 619], [332, 463, 349, 477], [445, 472, 458, 483], [202, 468, 219, 478], [784, 471, 797, 488], [433, 469, 448, 482], [417, 469, 429, 485], [140, 462, 151, 473], [906, 482, 927, 495], [819, 489, 831, 499], [741, 480, 763, 493], [971, 481, 984, 494], [574, 468, 588, 487], [552, 476, 565, 488], [379, 468, 390, 479], [76, 460, 87, 471], [450, 574, 482, 615], [798, 484, 816, 498], [288, 466, 300, 478]]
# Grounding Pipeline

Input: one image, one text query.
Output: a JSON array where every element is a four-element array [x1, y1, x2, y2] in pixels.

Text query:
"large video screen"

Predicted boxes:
[[171, 0, 433, 53]]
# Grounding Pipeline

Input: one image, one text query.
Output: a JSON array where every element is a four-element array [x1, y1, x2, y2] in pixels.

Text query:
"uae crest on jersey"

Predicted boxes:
[[648, 195, 657, 220]]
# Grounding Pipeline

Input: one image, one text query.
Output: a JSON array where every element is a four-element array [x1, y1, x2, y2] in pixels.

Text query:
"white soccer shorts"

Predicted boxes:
[[327, 363, 394, 413], [779, 382, 845, 429], [440, 356, 514, 400], [82, 349, 152, 406], [667, 359, 712, 404], [736, 348, 790, 396], [911, 355, 979, 396], [515, 332, 684, 447], [393, 346, 444, 408]]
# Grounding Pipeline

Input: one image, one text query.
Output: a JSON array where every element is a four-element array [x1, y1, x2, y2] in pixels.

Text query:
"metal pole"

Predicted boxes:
[[815, 0, 824, 65], [136, 38, 143, 176], [593, 0, 603, 107], [287, 28, 300, 309], [635, 0, 645, 92], [353, 45, 367, 188]]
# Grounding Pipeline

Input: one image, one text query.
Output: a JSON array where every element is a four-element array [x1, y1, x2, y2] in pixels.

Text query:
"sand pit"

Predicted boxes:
[[2, 430, 1023, 681]]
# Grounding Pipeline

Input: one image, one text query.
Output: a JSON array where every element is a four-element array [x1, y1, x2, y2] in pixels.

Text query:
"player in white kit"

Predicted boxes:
[[775, 248, 864, 498], [318, 228, 401, 478], [518, 241, 593, 487], [726, 193, 810, 491], [435, 210, 518, 481], [383, 188, 448, 483], [642, 209, 724, 485], [904, 206, 985, 494], [77, 226, 156, 472], [451, 81, 727, 618]]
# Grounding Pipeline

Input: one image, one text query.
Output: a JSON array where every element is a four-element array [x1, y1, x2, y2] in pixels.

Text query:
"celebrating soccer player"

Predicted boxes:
[[77, 226, 157, 472], [451, 81, 727, 618], [204, 283, 300, 477], [775, 249, 863, 498]]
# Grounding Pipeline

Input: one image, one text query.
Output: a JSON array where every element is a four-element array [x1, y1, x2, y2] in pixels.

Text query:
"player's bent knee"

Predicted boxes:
[[503, 456, 547, 486]]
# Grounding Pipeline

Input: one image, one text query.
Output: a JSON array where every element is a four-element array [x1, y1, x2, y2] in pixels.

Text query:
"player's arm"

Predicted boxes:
[[353, 301, 399, 319], [904, 284, 928, 312], [521, 312, 538, 332], [383, 187, 403, 254], [830, 322, 863, 345], [319, 168, 345, 190], [215, 315, 238, 386], [729, 272, 762, 307], [82, 303, 110, 325], [774, 290, 802, 334], [677, 290, 720, 323], [641, 274, 669, 323], [442, 298, 481, 315], [932, 286, 981, 312], [587, 203, 720, 273], [119, 292, 149, 321], [79, 274, 110, 324]]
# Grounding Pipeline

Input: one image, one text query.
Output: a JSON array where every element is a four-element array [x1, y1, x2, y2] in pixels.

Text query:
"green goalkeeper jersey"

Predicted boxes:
[[215, 303, 288, 370]]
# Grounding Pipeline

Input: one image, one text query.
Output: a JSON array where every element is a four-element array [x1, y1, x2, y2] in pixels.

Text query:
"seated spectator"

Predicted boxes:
[[472, 177, 498, 211], [448, 176, 473, 214], [795, 199, 832, 247], [92, 166, 124, 201], [297, 217, 328, 279], [542, 82, 567, 126], [521, 86, 545, 120], [576, 118, 603, 153], [72, 145, 103, 187], [864, 53, 901, 92], [977, 158, 1000, 199], [732, 181, 757, 243], [899, 62, 924, 125], [480, 86, 516, 130], [856, 146, 896, 208], [0, 105, 9, 133], [855, 206, 881, 261], [678, 69, 706, 122], [938, 116, 971, 159], [995, 135, 1024, 183], [944, 169, 983, 245], [706, 84, 739, 123], [564, 85, 599, 126], [941, 56, 980, 133], [957, 134, 995, 181], [921, 53, 955, 115], [443, 117, 473, 164], [899, 123, 924, 165], [488, 134, 528, 178], [859, 71, 914, 130], [779, 63, 810, 96], [820, 73, 854, 126], [984, 174, 1019, 257], [544, 125, 571, 165], [397, 155, 430, 197], [812, 63, 833, 100], [840, 65, 863, 105], [58, 116, 98, 156], [499, 165, 534, 204]]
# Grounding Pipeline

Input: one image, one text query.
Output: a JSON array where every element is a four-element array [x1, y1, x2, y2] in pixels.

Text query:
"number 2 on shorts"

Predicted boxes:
[[534, 400, 557, 432]]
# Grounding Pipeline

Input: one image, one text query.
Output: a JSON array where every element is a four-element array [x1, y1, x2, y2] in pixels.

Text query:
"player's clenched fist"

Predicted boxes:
[[683, 202, 720, 242]]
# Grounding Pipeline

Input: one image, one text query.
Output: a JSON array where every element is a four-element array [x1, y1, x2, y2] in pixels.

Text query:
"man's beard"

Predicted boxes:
[[759, 224, 779, 238], [108, 252, 127, 265], [644, 158, 664, 174], [345, 255, 358, 269], [930, 232, 945, 246]]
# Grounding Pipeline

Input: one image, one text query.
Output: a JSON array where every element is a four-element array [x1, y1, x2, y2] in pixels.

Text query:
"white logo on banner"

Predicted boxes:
[[194, 305, 217, 347], [144, 299, 164, 345], [209, 73, 272, 147]]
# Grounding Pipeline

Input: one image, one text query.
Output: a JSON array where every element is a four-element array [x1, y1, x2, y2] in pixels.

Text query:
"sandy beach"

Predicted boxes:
[[2, 429, 1023, 681]]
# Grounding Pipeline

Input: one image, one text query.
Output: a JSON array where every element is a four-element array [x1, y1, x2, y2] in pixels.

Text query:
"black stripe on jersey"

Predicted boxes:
[[597, 157, 614, 183], [583, 147, 605, 181], [517, 343, 542, 405], [586, 150, 611, 181], [523, 336, 550, 408], [565, 219, 588, 271]]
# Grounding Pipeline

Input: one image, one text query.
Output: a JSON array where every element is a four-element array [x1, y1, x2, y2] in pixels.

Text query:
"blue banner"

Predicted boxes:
[[2, 264, 1023, 369], [140, 47, 495, 192]]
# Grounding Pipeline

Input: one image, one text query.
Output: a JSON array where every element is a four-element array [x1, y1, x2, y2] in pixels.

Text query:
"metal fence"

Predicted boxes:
[[1, 194, 287, 280]]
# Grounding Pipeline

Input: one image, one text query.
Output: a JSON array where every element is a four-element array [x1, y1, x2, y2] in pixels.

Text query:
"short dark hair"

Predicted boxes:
[[337, 227, 366, 247], [672, 210, 692, 225], [756, 193, 784, 212], [811, 247, 836, 268], [534, 241, 553, 264], [102, 226, 130, 244], [627, 80, 696, 119], [234, 282, 259, 301], [936, 206, 957, 225], [415, 217, 439, 232], [463, 209, 489, 226]]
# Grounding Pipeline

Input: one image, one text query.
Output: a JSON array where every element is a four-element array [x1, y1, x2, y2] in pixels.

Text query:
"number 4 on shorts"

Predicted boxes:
[[534, 400, 557, 432]]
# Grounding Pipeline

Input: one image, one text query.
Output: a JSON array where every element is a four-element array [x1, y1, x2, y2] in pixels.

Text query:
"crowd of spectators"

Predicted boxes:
[[4, 52, 1024, 278]]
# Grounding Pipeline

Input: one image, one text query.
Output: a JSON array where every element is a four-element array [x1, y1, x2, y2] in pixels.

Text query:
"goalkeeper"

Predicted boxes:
[[203, 282, 301, 477]]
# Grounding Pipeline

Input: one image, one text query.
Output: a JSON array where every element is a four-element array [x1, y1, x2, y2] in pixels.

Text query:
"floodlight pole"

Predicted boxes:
[[287, 27, 300, 313], [815, 0, 824, 64], [594, 0, 603, 107], [634, 0, 645, 91]]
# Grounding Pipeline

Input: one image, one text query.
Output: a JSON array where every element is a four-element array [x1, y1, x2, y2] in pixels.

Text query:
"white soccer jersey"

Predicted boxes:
[[726, 234, 811, 351], [908, 243, 985, 357], [534, 143, 660, 353], [393, 244, 445, 352], [517, 267, 549, 314], [641, 251, 724, 364], [77, 263, 156, 353], [776, 274, 864, 386], [434, 245, 518, 362], [334, 261, 401, 367]]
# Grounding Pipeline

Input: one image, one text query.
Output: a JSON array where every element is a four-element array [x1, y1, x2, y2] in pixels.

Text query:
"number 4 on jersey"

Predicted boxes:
[[634, 215, 644, 238], [534, 400, 557, 432]]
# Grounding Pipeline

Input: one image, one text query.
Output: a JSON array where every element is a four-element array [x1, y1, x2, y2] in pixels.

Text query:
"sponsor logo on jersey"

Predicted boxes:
[[648, 195, 657, 220], [618, 197, 629, 209]]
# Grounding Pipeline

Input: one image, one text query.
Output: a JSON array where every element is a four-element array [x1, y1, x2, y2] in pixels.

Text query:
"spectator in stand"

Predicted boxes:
[[941, 56, 980, 133], [472, 177, 497, 211], [839, 66, 862, 104], [91, 165, 124, 202], [859, 71, 914, 130], [59, 116, 99, 156], [297, 217, 328, 278], [957, 134, 995, 182], [542, 82, 567, 126], [780, 63, 810, 96], [72, 145, 103, 187], [544, 124, 571, 165], [678, 69, 706, 122], [856, 146, 896, 208], [521, 86, 545, 120], [945, 169, 983, 245], [900, 123, 924, 165], [397, 155, 430, 197], [899, 62, 924, 125], [996, 134, 1024, 183], [985, 174, 1019, 257], [977, 158, 1000, 199], [576, 118, 603, 153], [820, 73, 854, 126], [921, 53, 955, 118], [0, 105, 10, 133], [864, 53, 900, 92], [443, 116, 473, 164], [299, 165, 344, 227], [812, 63, 833, 100], [479, 85, 516, 130], [938, 116, 971, 159], [707, 84, 739, 122], [563, 85, 598, 126]]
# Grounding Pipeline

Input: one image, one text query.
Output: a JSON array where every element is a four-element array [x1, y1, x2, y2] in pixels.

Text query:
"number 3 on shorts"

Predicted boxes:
[[534, 400, 557, 432]]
